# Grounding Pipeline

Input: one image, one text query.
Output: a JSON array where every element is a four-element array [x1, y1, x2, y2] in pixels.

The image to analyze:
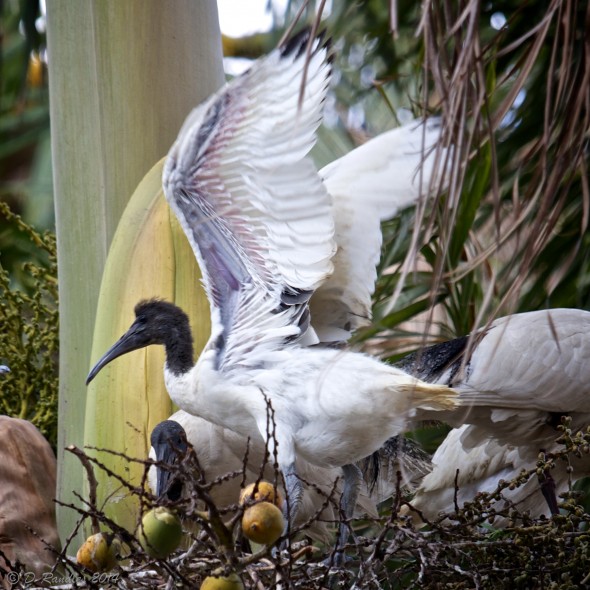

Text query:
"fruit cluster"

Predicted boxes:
[[75, 481, 286, 589]]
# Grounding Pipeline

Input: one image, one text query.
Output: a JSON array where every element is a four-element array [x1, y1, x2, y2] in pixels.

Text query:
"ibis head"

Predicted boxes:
[[86, 299, 194, 385], [151, 420, 188, 502]]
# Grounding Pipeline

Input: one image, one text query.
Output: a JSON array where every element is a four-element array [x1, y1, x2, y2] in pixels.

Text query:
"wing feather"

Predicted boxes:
[[163, 30, 334, 368], [310, 119, 447, 342], [457, 309, 590, 412]]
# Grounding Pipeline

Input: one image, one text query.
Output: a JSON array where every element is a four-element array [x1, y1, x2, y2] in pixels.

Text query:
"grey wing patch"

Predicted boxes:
[[175, 189, 247, 298], [195, 98, 224, 154], [174, 189, 249, 364]]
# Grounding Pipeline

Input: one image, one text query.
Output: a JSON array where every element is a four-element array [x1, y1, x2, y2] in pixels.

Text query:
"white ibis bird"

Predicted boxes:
[[396, 308, 590, 521], [87, 29, 456, 559], [146, 103, 443, 541], [0, 365, 9, 374], [148, 410, 387, 543]]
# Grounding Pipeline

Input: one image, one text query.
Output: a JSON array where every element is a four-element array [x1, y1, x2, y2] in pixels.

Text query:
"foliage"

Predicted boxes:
[[0, 202, 58, 448], [272, 0, 590, 353], [0, 0, 53, 277], [19, 418, 590, 589], [415, 0, 589, 321]]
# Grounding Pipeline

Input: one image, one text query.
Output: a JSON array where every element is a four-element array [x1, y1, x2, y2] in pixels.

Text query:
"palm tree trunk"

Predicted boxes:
[[46, 0, 224, 543]]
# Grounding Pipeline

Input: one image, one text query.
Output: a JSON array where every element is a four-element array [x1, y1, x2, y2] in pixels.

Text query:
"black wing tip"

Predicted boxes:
[[280, 27, 311, 58], [280, 287, 313, 306], [280, 26, 331, 61]]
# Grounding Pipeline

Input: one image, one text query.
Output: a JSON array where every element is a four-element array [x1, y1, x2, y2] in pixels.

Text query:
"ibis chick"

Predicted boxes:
[[148, 411, 386, 543]]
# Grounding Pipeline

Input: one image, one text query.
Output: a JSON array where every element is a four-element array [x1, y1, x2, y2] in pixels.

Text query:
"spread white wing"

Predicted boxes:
[[311, 119, 446, 342], [163, 31, 335, 370]]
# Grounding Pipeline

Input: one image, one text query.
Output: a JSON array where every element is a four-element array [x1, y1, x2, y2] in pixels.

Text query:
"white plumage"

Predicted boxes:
[[408, 425, 561, 525], [400, 308, 590, 523], [312, 118, 445, 342], [87, 30, 455, 558]]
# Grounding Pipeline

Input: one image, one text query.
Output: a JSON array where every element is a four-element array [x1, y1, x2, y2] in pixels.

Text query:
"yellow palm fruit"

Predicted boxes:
[[239, 481, 284, 509], [76, 532, 119, 572], [200, 573, 244, 590], [241, 501, 284, 546]]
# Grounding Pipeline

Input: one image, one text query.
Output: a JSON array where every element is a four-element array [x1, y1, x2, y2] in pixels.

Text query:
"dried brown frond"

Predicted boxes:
[[360, 0, 590, 360], [420, 0, 590, 323]]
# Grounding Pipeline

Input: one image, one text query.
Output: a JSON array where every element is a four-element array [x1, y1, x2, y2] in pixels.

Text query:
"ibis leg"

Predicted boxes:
[[333, 463, 362, 566], [282, 463, 303, 534]]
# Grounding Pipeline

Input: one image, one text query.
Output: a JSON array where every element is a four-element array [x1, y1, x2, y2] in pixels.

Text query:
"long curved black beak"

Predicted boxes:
[[153, 442, 185, 501], [86, 322, 147, 385]]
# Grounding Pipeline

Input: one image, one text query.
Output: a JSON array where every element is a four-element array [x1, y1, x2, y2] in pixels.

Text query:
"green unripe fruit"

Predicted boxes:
[[138, 507, 182, 558]]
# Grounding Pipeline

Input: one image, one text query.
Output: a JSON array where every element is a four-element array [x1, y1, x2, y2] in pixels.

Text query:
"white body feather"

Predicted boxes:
[[435, 309, 590, 447], [407, 308, 590, 523], [455, 310, 590, 413], [410, 425, 560, 524], [167, 346, 452, 471]]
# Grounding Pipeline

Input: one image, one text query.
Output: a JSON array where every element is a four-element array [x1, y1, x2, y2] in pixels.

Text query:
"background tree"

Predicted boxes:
[[45, 0, 224, 539]]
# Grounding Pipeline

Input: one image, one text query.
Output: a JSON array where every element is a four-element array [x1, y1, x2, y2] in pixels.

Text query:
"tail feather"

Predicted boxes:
[[404, 382, 457, 411]]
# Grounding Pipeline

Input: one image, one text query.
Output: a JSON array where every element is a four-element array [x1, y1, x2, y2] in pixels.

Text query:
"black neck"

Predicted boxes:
[[163, 321, 194, 376]]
